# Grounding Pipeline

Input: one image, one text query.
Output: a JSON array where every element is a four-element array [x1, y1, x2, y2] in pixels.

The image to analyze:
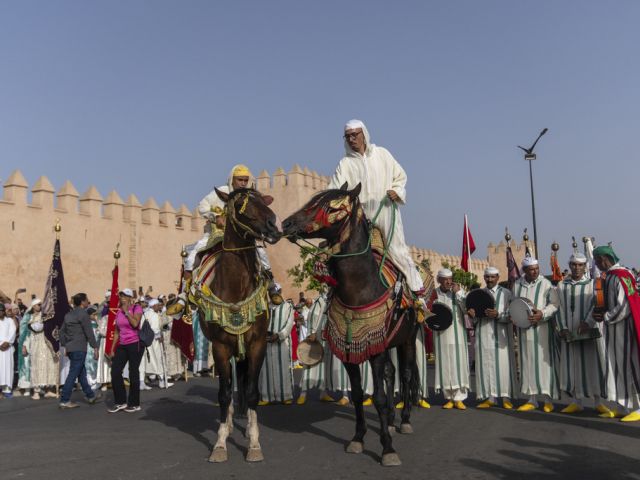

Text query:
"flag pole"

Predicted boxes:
[[54, 220, 62, 399], [464, 214, 470, 270], [180, 246, 189, 383]]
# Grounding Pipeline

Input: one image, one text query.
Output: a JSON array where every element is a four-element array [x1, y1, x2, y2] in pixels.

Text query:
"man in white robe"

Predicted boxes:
[[195, 164, 272, 274], [556, 254, 608, 414], [327, 120, 424, 295], [298, 293, 351, 405], [467, 267, 517, 409], [592, 246, 640, 422], [258, 289, 295, 405], [0, 304, 17, 398], [512, 257, 560, 412], [433, 269, 469, 409], [140, 300, 173, 389]]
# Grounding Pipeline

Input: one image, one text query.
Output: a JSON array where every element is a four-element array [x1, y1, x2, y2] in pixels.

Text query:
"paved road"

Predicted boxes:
[[2, 370, 639, 480]]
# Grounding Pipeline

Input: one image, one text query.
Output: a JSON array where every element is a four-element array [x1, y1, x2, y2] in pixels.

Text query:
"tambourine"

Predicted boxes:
[[297, 337, 324, 367], [509, 297, 535, 329], [426, 302, 453, 331], [466, 288, 495, 318]]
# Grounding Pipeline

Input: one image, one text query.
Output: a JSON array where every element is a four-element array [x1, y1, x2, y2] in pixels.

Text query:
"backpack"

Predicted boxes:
[[138, 313, 155, 347]]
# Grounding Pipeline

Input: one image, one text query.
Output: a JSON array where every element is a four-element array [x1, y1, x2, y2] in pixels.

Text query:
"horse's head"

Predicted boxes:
[[282, 182, 362, 242], [216, 188, 281, 244]]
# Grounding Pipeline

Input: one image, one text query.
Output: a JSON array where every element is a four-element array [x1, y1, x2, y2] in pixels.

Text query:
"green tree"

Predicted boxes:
[[442, 262, 480, 290], [286, 246, 326, 294]]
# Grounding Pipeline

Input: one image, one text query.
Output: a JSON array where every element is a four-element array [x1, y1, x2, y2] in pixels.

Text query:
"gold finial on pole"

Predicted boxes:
[[54, 219, 61, 239], [181, 245, 188, 259], [114, 242, 121, 265], [504, 227, 512, 244], [551, 241, 559, 253]]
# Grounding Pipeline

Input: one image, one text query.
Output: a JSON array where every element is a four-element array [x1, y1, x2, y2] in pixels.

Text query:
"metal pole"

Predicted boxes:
[[528, 158, 539, 258]]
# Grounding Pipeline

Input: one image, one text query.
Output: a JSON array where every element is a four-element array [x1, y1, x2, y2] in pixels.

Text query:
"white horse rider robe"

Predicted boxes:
[[0, 316, 17, 390], [474, 285, 518, 401], [601, 265, 640, 411], [302, 294, 351, 395], [556, 276, 606, 401], [433, 288, 470, 401], [259, 302, 295, 403], [327, 123, 423, 292], [512, 275, 560, 400]]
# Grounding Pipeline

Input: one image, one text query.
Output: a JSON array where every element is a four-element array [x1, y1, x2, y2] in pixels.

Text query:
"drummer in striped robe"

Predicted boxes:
[[556, 253, 608, 415], [467, 267, 517, 410], [258, 286, 295, 405], [592, 246, 640, 422], [433, 268, 470, 410], [298, 292, 351, 405], [513, 257, 560, 412]]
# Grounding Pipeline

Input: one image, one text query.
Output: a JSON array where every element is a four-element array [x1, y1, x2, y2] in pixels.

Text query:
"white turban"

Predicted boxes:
[[569, 253, 587, 264], [521, 257, 539, 268], [148, 299, 160, 307], [484, 267, 500, 276], [437, 268, 453, 278], [105, 290, 111, 298], [30, 298, 42, 310], [345, 119, 365, 131]]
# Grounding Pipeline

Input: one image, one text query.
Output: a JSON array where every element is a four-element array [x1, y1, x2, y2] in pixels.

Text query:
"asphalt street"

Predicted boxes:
[[2, 368, 639, 480]]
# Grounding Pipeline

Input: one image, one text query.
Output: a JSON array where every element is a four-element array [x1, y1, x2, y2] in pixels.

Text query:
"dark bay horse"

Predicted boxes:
[[191, 187, 281, 463], [282, 183, 420, 467]]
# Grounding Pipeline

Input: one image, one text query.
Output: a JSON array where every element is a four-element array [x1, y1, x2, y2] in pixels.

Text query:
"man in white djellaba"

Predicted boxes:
[[328, 119, 424, 298]]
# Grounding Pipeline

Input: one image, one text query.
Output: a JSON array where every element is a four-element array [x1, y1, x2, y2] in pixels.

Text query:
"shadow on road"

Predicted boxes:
[[461, 437, 640, 479]]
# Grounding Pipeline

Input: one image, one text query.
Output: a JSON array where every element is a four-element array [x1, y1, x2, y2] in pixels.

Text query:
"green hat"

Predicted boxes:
[[593, 245, 620, 264]]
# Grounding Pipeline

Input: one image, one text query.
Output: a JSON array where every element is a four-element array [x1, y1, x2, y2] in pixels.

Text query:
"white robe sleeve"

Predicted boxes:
[[276, 304, 295, 341], [604, 276, 631, 325], [328, 158, 351, 190], [386, 148, 407, 204], [541, 286, 559, 321]]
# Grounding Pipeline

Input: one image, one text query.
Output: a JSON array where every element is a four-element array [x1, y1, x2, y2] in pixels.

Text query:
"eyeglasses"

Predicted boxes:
[[343, 131, 362, 140]]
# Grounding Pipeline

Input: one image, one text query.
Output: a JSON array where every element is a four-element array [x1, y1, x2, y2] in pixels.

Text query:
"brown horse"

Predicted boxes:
[[282, 183, 421, 467], [191, 187, 281, 463]]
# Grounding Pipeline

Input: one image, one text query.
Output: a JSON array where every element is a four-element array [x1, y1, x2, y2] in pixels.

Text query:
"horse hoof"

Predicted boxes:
[[246, 448, 264, 462], [400, 423, 413, 434], [381, 452, 402, 467], [346, 441, 364, 454], [388, 426, 395, 436], [208, 448, 228, 463]]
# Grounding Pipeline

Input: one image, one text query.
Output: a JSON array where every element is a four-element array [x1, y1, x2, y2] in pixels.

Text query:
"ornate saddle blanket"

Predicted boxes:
[[189, 241, 269, 360], [325, 228, 435, 364]]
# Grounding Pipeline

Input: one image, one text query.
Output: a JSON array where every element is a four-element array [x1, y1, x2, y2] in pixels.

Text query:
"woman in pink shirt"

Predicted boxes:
[[107, 289, 143, 413]]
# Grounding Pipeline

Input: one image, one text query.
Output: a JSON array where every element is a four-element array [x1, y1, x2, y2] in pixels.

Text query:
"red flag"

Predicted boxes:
[[506, 244, 520, 288], [461, 214, 476, 272], [104, 266, 119, 355]]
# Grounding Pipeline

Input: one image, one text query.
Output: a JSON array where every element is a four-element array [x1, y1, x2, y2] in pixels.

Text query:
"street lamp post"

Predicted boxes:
[[518, 128, 548, 259]]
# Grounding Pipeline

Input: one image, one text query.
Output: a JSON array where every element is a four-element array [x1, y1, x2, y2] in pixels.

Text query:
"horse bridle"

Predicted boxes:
[[223, 190, 268, 251]]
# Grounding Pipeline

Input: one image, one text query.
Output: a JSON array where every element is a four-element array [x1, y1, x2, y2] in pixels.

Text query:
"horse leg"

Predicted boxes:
[[344, 362, 366, 454], [236, 358, 249, 417], [209, 352, 233, 463], [370, 353, 401, 466], [245, 341, 266, 462], [398, 341, 418, 435], [383, 355, 396, 433]]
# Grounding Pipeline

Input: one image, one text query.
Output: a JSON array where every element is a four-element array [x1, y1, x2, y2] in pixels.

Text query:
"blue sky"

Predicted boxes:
[[1, 1, 638, 268]]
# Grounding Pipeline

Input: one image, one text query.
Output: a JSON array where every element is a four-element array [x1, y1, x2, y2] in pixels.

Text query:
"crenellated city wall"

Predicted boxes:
[[1, 166, 517, 303]]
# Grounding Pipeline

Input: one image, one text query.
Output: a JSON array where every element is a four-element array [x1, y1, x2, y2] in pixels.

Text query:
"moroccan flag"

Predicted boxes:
[[551, 253, 563, 283], [506, 244, 520, 288], [104, 266, 119, 355], [42, 239, 70, 352], [461, 214, 476, 272]]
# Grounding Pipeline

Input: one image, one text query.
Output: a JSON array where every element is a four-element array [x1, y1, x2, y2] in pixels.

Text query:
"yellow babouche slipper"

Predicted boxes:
[[560, 403, 582, 414], [283, 399, 293, 405], [517, 403, 537, 412], [362, 397, 373, 406], [598, 409, 623, 419], [418, 399, 431, 409], [543, 402, 554, 413], [595, 404, 612, 415], [296, 395, 306, 405], [620, 411, 640, 422], [442, 400, 454, 409], [320, 394, 335, 403], [454, 401, 467, 410], [503, 400, 514, 410], [258, 400, 270, 406], [293, 364, 304, 370], [395, 401, 404, 409], [476, 400, 495, 409], [335, 396, 350, 406]]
